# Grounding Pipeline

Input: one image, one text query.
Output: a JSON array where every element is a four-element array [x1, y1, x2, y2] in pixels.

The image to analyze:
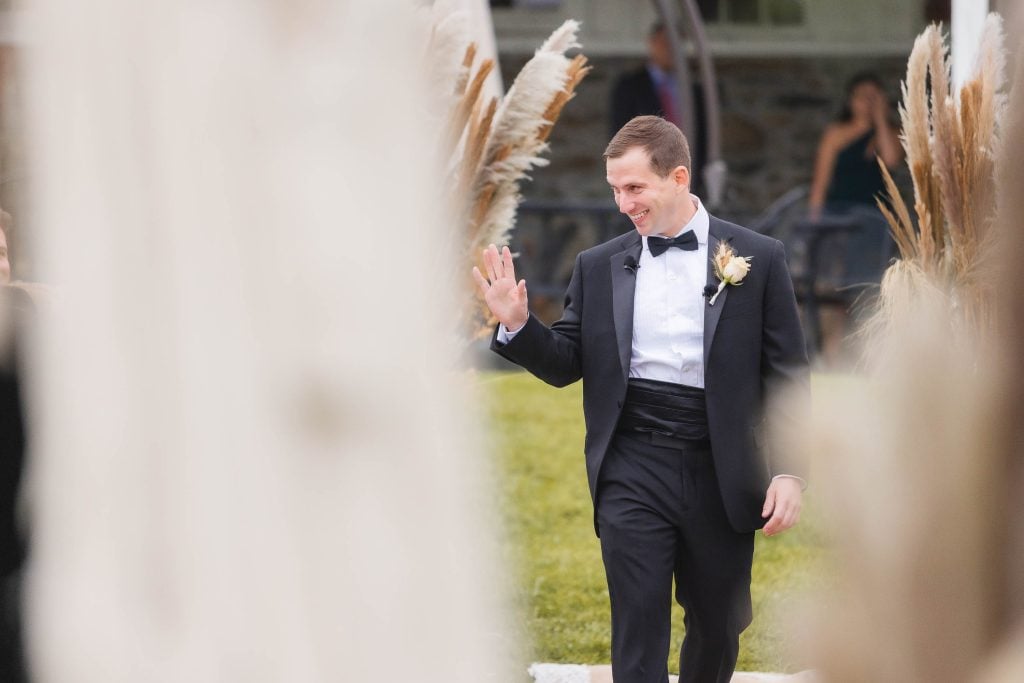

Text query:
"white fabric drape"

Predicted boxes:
[[23, 1, 509, 681]]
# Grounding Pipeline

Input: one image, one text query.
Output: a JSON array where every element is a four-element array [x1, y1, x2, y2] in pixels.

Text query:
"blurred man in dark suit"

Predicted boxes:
[[609, 22, 706, 194]]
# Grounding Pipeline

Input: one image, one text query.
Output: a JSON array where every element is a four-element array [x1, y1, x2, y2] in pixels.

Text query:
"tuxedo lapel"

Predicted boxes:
[[610, 233, 643, 382], [703, 219, 729, 367]]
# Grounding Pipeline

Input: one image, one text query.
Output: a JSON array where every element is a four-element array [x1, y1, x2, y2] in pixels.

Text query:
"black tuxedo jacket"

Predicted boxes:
[[492, 216, 809, 534]]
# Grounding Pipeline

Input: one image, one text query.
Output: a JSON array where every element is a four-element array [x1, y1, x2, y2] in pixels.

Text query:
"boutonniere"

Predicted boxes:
[[708, 242, 752, 306]]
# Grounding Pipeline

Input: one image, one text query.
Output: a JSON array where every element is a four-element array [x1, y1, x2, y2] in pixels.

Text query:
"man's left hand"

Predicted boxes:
[[761, 477, 802, 537]]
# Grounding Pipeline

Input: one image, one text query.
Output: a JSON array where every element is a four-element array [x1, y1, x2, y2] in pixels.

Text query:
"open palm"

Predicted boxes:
[[472, 244, 529, 331]]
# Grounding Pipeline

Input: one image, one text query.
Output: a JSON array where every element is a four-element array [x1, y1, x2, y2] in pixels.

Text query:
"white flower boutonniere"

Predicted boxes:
[[708, 242, 752, 306]]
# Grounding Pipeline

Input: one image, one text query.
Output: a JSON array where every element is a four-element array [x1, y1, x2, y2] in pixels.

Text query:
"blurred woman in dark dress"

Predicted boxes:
[[806, 73, 904, 367], [808, 72, 904, 218]]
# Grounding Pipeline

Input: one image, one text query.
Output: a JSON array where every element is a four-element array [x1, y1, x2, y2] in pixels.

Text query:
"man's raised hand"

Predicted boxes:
[[472, 244, 529, 331]]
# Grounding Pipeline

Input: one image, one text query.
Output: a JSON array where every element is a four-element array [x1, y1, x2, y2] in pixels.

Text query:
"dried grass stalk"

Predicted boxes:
[[471, 20, 584, 248], [458, 96, 498, 200], [444, 55, 494, 169], [424, 9, 589, 341], [900, 27, 943, 265], [877, 160, 917, 261], [870, 15, 1006, 344]]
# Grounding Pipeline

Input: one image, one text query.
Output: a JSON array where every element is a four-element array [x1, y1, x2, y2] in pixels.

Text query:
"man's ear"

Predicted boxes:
[[673, 165, 690, 191]]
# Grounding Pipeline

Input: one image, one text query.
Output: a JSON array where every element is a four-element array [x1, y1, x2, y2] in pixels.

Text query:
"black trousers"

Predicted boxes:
[[597, 432, 754, 683]]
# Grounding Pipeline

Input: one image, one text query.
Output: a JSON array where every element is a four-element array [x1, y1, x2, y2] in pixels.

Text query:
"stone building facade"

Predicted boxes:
[[502, 50, 911, 224], [492, 0, 934, 223]]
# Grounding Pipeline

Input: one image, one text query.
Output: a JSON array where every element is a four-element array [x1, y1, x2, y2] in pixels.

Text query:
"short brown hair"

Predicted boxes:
[[604, 115, 691, 178]]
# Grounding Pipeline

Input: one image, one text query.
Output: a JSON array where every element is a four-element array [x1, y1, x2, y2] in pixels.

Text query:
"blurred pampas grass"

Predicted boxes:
[[792, 12, 1024, 682], [424, 4, 589, 340], [802, 305, 1012, 682], [873, 15, 1006, 340]]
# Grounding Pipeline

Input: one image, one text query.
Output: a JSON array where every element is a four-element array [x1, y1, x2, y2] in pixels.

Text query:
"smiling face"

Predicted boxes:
[[606, 146, 693, 237]]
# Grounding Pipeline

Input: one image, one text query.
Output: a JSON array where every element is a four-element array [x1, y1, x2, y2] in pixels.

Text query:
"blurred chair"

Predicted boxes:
[[791, 206, 895, 355], [750, 185, 809, 241]]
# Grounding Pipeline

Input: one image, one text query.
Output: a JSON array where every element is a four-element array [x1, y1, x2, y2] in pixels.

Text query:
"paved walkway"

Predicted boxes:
[[528, 664, 820, 682]]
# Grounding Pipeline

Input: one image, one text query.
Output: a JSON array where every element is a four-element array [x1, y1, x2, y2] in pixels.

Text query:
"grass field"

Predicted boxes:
[[481, 370, 831, 674]]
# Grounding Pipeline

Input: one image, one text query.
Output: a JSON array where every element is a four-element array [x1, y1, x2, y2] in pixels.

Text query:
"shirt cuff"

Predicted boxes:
[[496, 321, 526, 344], [772, 474, 808, 491]]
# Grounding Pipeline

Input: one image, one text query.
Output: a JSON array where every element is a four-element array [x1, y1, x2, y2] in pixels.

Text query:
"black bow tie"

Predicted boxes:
[[648, 231, 698, 256]]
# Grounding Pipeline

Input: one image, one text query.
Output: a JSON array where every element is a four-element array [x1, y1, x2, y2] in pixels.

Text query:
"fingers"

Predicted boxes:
[[761, 486, 776, 518], [764, 507, 785, 536], [482, 244, 516, 283], [502, 246, 516, 282], [484, 245, 500, 282], [471, 267, 489, 296], [763, 497, 802, 537]]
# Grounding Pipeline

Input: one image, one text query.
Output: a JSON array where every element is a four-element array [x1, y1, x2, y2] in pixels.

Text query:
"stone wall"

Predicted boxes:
[[502, 52, 913, 224]]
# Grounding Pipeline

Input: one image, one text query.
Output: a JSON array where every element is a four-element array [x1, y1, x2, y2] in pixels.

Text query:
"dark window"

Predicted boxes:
[[696, 0, 806, 25], [767, 0, 804, 25], [925, 0, 951, 24], [727, 0, 760, 24], [697, 0, 721, 21]]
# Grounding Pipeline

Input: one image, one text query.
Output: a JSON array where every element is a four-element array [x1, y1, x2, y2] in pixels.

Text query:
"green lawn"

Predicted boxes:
[[482, 370, 830, 674]]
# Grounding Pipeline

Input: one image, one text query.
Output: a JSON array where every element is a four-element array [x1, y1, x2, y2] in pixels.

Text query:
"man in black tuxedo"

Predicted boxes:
[[473, 116, 808, 682]]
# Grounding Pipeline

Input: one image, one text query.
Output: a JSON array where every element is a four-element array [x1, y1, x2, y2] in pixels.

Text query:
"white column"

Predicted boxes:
[[23, 1, 510, 682], [952, 0, 990, 89]]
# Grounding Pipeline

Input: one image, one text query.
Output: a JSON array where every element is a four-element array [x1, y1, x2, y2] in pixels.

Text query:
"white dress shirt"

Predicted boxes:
[[630, 196, 708, 387]]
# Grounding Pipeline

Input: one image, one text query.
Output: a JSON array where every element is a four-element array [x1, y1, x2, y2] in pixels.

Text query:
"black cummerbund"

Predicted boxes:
[[616, 377, 709, 442]]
